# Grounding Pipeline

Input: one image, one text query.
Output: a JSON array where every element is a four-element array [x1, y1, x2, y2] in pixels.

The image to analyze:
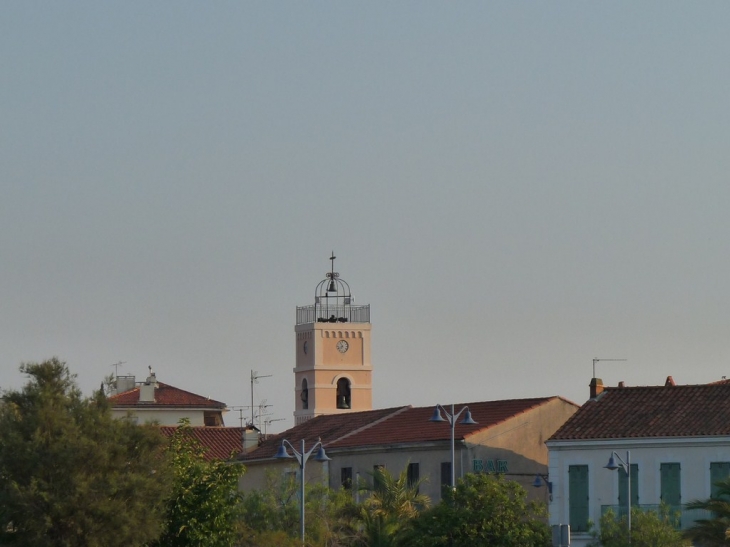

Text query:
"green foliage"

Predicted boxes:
[[0, 358, 171, 547], [400, 473, 551, 547], [151, 419, 245, 547], [684, 477, 730, 546], [358, 465, 431, 547], [238, 471, 301, 539], [587, 506, 689, 547], [238, 470, 363, 547]]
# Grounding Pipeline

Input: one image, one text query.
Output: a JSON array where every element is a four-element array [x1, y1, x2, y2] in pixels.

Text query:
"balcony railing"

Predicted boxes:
[[296, 304, 370, 325], [600, 504, 714, 531]]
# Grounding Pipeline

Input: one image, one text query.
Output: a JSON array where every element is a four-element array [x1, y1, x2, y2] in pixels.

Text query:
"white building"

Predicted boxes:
[[546, 376, 730, 546], [108, 369, 228, 426]]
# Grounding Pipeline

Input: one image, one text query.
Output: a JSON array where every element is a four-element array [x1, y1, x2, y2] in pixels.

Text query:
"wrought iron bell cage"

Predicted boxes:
[[313, 273, 353, 323], [295, 254, 370, 325]]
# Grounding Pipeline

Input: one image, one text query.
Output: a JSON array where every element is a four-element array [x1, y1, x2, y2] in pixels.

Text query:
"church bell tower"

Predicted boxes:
[[294, 253, 372, 425]]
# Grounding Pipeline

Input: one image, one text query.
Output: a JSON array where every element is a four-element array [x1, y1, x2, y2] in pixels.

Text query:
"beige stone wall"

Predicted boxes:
[[294, 322, 372, 423], [243, 398, 578, 505], [238, 457, 330, 493]]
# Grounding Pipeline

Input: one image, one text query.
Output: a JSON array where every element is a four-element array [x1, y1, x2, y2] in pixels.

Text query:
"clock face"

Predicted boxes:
[[303, 341, 308, 354], [336, 340, 349, 353]]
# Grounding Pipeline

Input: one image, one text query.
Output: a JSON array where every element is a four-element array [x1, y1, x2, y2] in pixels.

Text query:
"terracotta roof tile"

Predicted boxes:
[[549, 382, 730, 440], [159, 426, 244, 461], [330, 397, 555, 449], [108, 382, 226, 409], [239, 407, 406, 461], [239, 397, 558, 461]]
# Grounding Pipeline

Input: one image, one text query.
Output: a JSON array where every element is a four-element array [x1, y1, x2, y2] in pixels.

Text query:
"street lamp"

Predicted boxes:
[[275, 438, 331, 545], [532, 473, 553, 501], [430, 403, 477, 489], [605, 450, 631, 543]]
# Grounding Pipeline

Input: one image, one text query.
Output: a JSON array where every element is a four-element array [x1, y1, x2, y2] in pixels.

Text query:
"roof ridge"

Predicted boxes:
[[156, 382, 226, 406], [325, 406, 411, 446]]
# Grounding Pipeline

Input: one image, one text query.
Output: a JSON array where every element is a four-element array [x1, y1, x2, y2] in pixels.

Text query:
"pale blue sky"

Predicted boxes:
[[2, 2, 730, 430]]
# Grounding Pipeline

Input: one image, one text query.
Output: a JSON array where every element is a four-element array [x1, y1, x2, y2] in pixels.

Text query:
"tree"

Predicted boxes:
[[151, 420, 245, 547], [588, 506, 689, 547], [0, 358, 171, 547], [357, 465, 431, 547], [684, 477, 730, 546], [238, 469, 362, 547], [399, 473, 551, 547]]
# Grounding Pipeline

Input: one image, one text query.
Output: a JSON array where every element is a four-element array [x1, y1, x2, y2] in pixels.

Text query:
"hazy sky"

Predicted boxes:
[[3, 2, 730, 431]]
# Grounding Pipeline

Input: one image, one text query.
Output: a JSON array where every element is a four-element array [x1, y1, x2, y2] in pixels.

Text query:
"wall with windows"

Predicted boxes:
[[546, 437, 730, 547]]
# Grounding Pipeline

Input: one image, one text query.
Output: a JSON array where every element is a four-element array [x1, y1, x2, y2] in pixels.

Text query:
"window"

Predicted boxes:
[[407, 463, 420, 490], [618, 463, 639, 509], [373, 464, 385, 492], [203, 411, 220, 426], [301, 379, 308, 410], [660, 463, 681, 507], [440, 461, 452, 490], [341, 467, 353, 490], [711, 462, 730, 498], [336, 378, 351, 409], [569, 465, 589, 532]]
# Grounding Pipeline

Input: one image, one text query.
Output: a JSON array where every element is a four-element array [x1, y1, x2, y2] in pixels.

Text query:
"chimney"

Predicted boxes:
[[618, 381, 625, 388], [139, 368, 158, 403], [242, 428, 260, 454], [590, 377, 604, 399], [665, 376, 676, 386]]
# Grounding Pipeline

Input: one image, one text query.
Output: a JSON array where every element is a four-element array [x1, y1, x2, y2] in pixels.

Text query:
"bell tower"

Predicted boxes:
[[294, 253, 372, 425]]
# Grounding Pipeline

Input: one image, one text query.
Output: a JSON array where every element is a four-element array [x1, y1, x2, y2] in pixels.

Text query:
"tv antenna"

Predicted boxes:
[[263, 417, 284, 437], [592, 358, 627, 378], [250, 370, 272, 426], [111, 361, 127, 377]]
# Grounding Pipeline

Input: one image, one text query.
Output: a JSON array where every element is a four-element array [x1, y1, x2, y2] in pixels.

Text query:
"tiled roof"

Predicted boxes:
[[239, 407, 407, 461], [108, 382, 226, 409], [330, 397, 556, 448], [549, 382, 730, 440], [159, 426, 244, 461], [239, 397, 559, 461]]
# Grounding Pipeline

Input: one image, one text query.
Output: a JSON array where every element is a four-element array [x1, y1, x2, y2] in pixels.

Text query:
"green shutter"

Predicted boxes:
[[569, 465, 589, 532], [618, 464, 639, 510], [710, 462, 730, 499], [660, 463, 681, 507]]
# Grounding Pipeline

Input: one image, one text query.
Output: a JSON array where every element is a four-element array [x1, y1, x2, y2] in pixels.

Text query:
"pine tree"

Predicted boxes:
[[0, 358, 171, 547]]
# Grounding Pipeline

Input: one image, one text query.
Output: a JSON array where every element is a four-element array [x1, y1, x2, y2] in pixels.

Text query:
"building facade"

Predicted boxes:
[[546, 377, 730, 546], [108, 368, 257, 460], [108, 368, 228, 426], [240, 396, 578, 504]]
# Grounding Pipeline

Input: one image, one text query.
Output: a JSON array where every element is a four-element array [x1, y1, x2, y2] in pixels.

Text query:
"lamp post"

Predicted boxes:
[[430, 403, 477, 489], [275, 438, 331, 545], [605, 450, 631, 543], [532, 473, 553, 501]]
